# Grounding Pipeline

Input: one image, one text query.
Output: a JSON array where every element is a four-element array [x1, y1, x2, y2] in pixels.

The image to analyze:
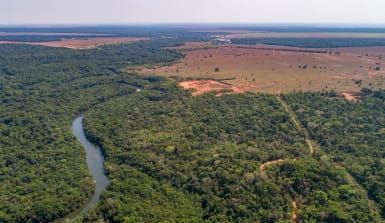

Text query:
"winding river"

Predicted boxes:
[[61, 88, 141, 221], [71, 116, 110, 217]]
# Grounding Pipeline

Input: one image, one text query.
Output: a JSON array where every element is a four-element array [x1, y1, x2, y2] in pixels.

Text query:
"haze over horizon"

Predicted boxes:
[[2, 0, 385, 26]]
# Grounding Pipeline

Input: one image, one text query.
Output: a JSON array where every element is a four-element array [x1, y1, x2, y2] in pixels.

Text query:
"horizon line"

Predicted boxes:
[[2, 22, 385, 28]]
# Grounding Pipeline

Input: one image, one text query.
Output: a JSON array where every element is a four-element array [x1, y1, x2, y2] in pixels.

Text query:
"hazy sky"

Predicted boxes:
[[2, 0, 385, 25]]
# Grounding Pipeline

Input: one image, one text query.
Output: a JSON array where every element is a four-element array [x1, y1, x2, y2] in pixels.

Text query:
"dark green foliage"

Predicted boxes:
[[82, 87, 305, 222], [0, 39, 182, 222], [81, 84, 382, 222]]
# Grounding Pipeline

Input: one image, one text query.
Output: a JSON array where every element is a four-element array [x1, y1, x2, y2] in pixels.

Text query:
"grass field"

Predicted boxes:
[[225, 32, 385, 39], [137, 42, 385, 94]]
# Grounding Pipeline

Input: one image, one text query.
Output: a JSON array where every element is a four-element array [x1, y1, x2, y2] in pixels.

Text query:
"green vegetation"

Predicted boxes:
[[0, 38, 182, 222], [78, 84, 383, 222], [283, 90, 385, 218]]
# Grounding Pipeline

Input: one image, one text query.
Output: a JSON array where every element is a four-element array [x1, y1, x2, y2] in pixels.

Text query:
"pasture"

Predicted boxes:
[[138, 42, 385, 94]]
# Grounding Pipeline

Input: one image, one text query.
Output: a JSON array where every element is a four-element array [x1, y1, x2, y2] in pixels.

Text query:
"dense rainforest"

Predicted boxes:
[[283, 90, 385, 218], [0, 38, 184, 222], [79, 84, 384, 223], [0, 26, 384, 223]]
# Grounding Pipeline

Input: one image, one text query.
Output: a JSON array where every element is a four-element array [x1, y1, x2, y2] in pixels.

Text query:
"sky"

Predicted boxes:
[[2, 0, 385, 25]]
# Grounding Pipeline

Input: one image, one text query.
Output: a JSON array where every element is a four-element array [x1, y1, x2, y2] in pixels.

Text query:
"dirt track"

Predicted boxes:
[[277, 96, 314, 154], [292, 200, 298, 223], [259, 159, 285, 178]]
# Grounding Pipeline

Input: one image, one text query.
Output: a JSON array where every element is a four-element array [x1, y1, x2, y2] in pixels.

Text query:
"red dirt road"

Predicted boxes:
[[292, 200, 298, 223], [259, 159, 285, 178]]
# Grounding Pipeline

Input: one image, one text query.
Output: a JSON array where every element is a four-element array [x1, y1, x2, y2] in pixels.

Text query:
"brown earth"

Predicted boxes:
[[341, 92, 359, 102], [0, 37, 149, 49], [179, 80, 238, 96], [178, 79, 280, 96], [138, 42, 385, 93]]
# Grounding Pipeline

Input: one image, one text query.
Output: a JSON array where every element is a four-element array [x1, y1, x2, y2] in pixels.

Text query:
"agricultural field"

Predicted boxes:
[[138, 42, 385, 94], [0, 37, 149, 49]]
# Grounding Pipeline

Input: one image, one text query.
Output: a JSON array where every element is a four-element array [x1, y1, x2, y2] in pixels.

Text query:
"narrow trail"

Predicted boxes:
[[276, 95, 314, 155], [260, 159, 285, 178], [257, 95, 316, 223], [292, 200, 298, 223], [334, 162, 382, 217], [259, 158, 298, 222]]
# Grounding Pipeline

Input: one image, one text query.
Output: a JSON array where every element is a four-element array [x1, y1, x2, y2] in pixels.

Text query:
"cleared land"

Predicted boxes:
[[225, 32, 385, 39], [179, 80, 242, 96], [138, 42, 385, 94], [0, 37, 149, 49]]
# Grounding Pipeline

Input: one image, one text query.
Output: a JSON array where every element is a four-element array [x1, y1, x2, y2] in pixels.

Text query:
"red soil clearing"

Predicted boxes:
[[341, 92, 359, 102], [179, 80, 244, 96]]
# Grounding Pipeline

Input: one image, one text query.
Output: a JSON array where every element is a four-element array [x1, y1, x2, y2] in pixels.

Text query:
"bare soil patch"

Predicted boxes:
[[341, 92, 359, 102], [179, 80, 239, 96], [0, 37, 149, 49]]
